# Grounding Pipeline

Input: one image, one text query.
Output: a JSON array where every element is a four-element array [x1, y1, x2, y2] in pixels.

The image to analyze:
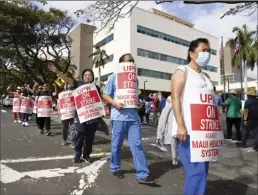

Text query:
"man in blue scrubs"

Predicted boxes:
[[103, 53, 156, 184]]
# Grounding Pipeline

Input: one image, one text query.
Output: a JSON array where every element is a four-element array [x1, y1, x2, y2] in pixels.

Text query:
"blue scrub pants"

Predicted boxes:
[[110, 120, 149, 180], [178, 136, 209, 195]]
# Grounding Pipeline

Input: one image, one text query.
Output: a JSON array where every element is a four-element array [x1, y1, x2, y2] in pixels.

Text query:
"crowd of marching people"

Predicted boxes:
[[7, 37, 258, 195]]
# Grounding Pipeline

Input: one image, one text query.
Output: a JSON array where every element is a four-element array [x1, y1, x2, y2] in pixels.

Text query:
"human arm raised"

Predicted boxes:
[[48, 63, 74, 85]]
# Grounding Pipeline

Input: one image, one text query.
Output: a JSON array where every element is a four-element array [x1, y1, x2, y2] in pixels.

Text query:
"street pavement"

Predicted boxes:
[[1, 107, 257, 195]]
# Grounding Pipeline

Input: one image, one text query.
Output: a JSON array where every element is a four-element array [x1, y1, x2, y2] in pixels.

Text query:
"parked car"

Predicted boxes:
[[3, 94, 14, 107]]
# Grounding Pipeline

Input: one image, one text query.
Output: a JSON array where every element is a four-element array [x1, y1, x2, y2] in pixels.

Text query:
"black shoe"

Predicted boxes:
[[137, 176, 157, 184], [236, 142, 247, 148], [113, 171, 124, 179], [73, 156, 82, 163], [81, 156, 93, 163], [40, 129, 44, 134], [253, 147, 258, 151], [45, 131, 51, 136]]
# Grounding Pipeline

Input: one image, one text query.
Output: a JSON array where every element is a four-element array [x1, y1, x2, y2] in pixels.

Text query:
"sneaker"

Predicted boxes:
[[62, 140, 67, 146], [137, 176, 157, 185], [14, 120, 17, 123], [81, 156, 93, 163], [22, 122, 25, 126], [40, 129, 44, 134], [25, 122, 29, 127], [113, 171, 124, 179], [18, 120, 22, 124], [45, 131, 51, 136], [70, 143, 75, 149], [236, 142, 247, 148], [73, 156, 82, 163]]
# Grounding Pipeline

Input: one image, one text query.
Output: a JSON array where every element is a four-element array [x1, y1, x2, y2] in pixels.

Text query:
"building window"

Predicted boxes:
[[95, 34, 114, 47], [137, 48, 217, 72], [137, 25, 217, 56], [137, 48, 188, 65], [138, 68, 172, 80]]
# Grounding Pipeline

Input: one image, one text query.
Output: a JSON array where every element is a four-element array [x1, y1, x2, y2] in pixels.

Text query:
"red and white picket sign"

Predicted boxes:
[[37, 96, 53, 117], [13, 98, 22, 113], [33, 96, 38, 113], [20, 98, 34, 114], [174, 88, 224, 163], [58, 90, 75, 121], [73, 83, 105, 124], [115, 62, 138, 108]]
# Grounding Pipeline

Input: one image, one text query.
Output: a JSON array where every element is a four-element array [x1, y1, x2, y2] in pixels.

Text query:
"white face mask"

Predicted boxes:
[[195, 52, 211, 67]]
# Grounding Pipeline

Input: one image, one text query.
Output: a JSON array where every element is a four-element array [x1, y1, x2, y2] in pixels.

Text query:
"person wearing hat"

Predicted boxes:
[[238, 90, 258, 151], [222, 89, 242, 141]]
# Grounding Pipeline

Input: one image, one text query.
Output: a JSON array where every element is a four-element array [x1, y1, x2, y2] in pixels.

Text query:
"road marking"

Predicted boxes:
[[0, 152, 108, 164], [22, 167, 79, 179], [1, 110, 7, 113], [0, 153, 110, 184], [0, 164, 26, 183], [71, 155, 110, 195]]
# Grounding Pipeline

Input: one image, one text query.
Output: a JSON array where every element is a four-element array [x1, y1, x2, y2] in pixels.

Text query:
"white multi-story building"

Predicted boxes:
[[92, 7, 220, 96]]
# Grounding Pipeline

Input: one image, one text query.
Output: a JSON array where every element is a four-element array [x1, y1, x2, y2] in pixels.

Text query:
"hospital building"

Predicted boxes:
[[70, 7, 220, 97]]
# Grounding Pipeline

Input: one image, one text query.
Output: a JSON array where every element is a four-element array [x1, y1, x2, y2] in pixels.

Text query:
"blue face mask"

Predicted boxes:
[[195, 52, 211, 67]]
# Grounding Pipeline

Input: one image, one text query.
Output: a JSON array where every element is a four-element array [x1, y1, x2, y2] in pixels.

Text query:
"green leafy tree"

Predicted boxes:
[[0, 1, 75, 84], [89, 45, 109, 86], [226, 24, 257, 99]]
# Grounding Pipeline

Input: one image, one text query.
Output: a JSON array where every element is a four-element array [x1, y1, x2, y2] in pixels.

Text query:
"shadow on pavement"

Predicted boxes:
[[148, 160, 180, 179], [207, 175, 257, 195]]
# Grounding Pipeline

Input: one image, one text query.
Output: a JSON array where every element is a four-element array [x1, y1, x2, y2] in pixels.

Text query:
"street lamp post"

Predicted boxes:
[[144, 81, 148, 96]]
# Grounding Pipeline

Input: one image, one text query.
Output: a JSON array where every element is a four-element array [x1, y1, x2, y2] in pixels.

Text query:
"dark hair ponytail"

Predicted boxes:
[[187, 38, 209, 63]]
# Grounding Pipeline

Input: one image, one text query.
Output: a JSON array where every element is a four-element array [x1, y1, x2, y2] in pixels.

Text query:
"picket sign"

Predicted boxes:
[[73, 83, 105, 124], [37, 96, 53, 117], [58, 90, 75, 121], [115, 62, 138, 108], [20, 98, 34, 114], [13, 98, 22, 113], [172, 88, 224, 163]]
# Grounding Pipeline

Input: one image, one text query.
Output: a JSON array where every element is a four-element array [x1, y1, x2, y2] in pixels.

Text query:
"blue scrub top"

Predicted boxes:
[[103, 74, 139, 121]]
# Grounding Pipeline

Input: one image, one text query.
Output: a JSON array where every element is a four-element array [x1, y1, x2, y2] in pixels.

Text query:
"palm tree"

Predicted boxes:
[[226, 24, 256, 100], [89, 45, 109, 86]]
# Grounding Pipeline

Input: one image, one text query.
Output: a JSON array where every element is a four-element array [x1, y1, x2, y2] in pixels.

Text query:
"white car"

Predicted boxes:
[[3, 95, 14, 107]]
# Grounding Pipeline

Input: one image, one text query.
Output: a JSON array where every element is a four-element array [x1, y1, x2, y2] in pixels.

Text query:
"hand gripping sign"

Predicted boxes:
[[58, 90, 75, 121], [73, 83, 105, 124], [13, 98, 22, 113], [37, 96, 53, 117], [115, 62, 138, 108], [177, 88, 224, 163], [20, 98, 34, 114]]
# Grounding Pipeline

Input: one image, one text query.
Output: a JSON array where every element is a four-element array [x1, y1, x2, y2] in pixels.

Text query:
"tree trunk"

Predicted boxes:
[[97, 66, 101, 87], [243, 60, 248, 100]]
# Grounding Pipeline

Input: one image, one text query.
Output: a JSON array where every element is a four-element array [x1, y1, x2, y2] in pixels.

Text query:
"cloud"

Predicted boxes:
[[161, 2, 257, 79]]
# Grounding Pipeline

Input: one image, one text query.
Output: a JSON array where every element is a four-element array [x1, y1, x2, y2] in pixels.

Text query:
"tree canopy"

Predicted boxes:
[[0, 1, 76, 86], [75, 1, 258, 33]]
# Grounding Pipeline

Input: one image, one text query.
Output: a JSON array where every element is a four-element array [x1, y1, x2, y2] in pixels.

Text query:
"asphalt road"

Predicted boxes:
[[0, 107, 257, 195]]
